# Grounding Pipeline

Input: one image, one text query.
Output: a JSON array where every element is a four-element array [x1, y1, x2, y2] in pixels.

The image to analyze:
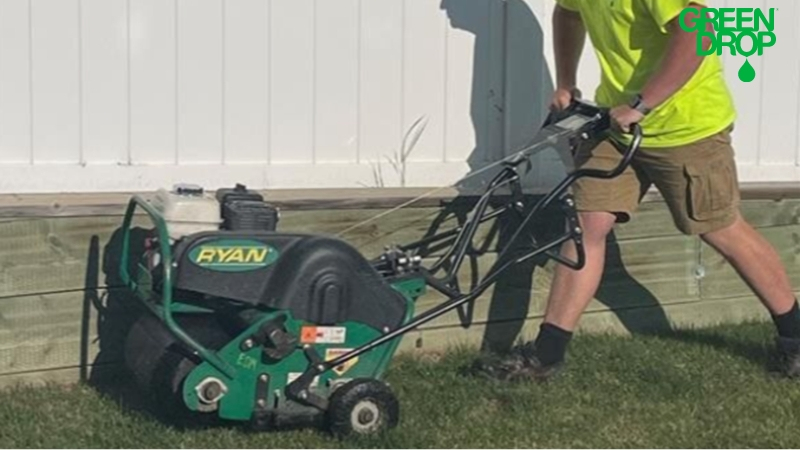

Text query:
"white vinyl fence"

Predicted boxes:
[[0, 0, 797, 193]]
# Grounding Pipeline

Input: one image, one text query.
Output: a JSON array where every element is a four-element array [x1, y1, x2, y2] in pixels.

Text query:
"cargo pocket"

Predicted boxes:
[[685, 157, 736, 222]]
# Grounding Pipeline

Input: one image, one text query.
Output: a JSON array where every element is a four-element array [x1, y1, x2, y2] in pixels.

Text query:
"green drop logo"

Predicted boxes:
[[738, 58, 756, 83]]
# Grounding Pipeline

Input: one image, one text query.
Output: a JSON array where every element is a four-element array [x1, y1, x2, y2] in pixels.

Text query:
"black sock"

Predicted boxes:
[[773, 300, 800, 339], [533, 323, 573, 366]]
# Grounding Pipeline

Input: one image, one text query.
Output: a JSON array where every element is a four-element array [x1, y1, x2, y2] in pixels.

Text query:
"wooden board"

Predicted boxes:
[[0, 199, 696, 299], [0, 206, 494, 298], [0, 195, 797, 300], [403, 295, 772, 354], [0, 188, 454, 218], [0, 233, 700, 378], [0, 216, 150, 299], [0, 183, 797, 217], [0, 288, 136, 381], [698, 225, 800, 300], [411, 234, 699, 330], [613, 199, 800, 242], [739, 199, 800, 230], [1, 189, 800, 387]]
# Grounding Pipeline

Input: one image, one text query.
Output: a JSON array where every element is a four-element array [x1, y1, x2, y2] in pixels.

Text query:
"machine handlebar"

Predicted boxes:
[[544, 98, 643, 181], [588, 122, 643, 180]]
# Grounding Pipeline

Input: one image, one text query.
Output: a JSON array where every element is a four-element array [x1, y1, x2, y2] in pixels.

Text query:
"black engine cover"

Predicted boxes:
[[172, 232, 407, 332]]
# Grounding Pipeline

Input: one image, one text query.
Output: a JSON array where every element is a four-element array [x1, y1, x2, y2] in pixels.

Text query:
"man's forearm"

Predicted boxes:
[[640, 8, 711, 109], [553, 5, 586, 90]]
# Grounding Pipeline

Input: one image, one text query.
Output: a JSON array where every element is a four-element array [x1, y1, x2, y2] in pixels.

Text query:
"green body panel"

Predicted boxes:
[[182, 313, 382, 421], [390, 277, 427, 303], [181, 279, 421, 422]]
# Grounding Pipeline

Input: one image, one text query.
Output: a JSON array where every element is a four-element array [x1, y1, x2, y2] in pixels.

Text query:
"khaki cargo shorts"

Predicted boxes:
[[570, 126, 740, 235]]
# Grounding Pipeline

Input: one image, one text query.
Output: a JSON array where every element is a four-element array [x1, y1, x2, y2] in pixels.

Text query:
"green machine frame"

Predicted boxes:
[[119, 196, 426, 421]]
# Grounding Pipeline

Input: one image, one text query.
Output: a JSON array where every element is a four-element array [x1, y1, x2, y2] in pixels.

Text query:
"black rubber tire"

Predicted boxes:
[[326, 378, 399, 437]]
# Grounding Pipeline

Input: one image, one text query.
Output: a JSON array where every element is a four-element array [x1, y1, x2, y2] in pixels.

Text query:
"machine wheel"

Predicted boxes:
[[326, 378, 399, 437]]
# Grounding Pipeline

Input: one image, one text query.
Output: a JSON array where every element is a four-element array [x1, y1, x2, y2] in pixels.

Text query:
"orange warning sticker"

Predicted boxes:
[[325, 348, 358, 376], [300, 326, 346, 344]]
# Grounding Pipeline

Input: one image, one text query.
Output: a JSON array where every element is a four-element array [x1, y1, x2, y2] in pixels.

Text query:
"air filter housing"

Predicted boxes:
[[216, 184, 279, 232]]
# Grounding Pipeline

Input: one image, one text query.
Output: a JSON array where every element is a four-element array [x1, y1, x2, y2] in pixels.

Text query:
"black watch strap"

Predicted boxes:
[[629, 94, 652, 116]]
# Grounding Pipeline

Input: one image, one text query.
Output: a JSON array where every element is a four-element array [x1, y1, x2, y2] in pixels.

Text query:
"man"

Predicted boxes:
[[477, 0, 800, 381]]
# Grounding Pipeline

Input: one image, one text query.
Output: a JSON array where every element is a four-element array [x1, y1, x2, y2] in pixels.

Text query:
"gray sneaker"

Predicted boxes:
[[776, 336, 800, 378], [470, 341, 563, 382]]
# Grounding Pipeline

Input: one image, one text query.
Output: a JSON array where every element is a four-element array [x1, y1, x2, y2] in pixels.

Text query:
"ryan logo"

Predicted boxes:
[[188, 239, 279, 272]]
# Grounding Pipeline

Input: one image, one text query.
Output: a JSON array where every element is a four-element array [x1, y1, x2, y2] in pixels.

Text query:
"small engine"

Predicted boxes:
[[151, 183, 280, 242], [151, 184, 223, 241], [216, 183, 280, 232]]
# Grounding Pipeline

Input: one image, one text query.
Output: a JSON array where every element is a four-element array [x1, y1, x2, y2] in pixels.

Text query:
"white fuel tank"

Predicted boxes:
[[151, 184, 222, 241]]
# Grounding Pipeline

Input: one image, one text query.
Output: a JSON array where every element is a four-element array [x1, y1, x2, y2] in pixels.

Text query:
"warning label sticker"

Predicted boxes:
[[287, 372, 319, 388], [300, 326, 346, 344], [325, 348, 359, 376]]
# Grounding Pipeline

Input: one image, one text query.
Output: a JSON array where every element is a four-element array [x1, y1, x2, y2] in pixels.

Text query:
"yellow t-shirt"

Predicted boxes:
[[556, 0, 736, 148]]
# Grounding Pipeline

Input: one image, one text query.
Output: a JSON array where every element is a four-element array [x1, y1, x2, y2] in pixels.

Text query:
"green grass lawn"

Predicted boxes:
[[3, 321, 800, 448]]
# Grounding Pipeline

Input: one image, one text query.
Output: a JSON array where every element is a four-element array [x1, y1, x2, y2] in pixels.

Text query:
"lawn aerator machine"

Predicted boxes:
[[119, 99, 642, 437]]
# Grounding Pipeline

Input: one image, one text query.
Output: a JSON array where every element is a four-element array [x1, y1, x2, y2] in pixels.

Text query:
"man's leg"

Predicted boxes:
[[472, 138, 645, 381], [700, 214, 796, 316], [640, 127, 800, 376], [701, 211, 800, 376], [528, 212, 617, 367], [527, 138, 647, 370], [471, 212, 618, 381], [699, 213, 800, 376], [542, 212, 618, 330]]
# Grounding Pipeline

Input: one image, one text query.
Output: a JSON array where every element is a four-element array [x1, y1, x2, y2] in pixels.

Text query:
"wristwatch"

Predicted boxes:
[[629, 94, 652, 116]]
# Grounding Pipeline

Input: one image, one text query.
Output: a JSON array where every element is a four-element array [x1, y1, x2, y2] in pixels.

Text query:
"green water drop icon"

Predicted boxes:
[[738, 58, 756, 83]]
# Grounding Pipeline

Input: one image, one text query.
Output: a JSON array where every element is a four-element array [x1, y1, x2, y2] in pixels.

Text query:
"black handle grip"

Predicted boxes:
[[542, 99, 580, 128], [541, 99, 643, 180], [600, 122, 642, 179], [572, 122, 642, 180]]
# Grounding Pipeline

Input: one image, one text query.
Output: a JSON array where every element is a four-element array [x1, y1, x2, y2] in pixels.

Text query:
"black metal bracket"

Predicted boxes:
[[285, 346, 329, 411], [240, 314, 298, 361], [255, 373, 270, 413]]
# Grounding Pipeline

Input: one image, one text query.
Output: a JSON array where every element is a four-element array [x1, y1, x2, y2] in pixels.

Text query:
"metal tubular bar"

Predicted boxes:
[[490, 124, 643, 277], [312, 230, 573, 376], [317, 126, 645, 375], [119, 196, 238, 379], [428, 167, 517, 275], [397, 206, 508, 254]]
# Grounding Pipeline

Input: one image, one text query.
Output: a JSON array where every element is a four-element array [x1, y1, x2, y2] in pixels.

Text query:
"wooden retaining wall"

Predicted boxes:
[[1, 184, 800, 388]]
